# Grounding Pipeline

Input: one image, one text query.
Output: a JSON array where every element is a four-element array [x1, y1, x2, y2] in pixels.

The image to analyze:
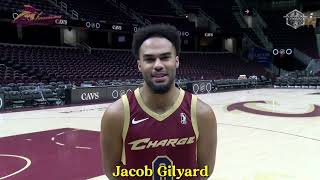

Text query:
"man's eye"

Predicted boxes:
[[161, 56, 170, 60], [145, 58, 154, 62]]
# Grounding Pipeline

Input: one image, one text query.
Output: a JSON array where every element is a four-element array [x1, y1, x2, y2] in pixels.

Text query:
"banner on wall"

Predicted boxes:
[[65, 85, 139, 104], [186, 81, 212, 94], [247, 47, 272, 67], [12, 5, 63, 26]]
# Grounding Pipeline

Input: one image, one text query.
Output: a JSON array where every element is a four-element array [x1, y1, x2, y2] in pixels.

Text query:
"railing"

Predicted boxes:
[[197, 9, 220, 30], [47, 0, 78, 19], [76, 42, 91, 54], [71, 10, 78, 19], [234, 11, 247, 28], [105, 0, 147, 25], [254, 10, 267, 28], [306, 59, 320, 75], [60, 1, 67, 11], [270, 64, 280, 75], [168, 0, 186, 15], [293, 48, 313, 65]]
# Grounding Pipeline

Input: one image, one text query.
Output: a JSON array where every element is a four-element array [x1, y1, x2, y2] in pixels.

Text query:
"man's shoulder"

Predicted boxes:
[[102, 97, 125, 124], [106, 98, 124, 113], [196, 98, 215, 120], [195, 97, 217, 136]]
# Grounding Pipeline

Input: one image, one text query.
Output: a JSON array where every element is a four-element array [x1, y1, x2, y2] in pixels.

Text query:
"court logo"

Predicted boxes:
[[180, 113, 187, 125], [227, 101, 320, 117], [283, 9, 307, 29]]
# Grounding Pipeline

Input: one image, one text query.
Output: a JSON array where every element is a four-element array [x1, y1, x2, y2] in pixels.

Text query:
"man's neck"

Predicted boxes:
[[140, 84, 180, 114]]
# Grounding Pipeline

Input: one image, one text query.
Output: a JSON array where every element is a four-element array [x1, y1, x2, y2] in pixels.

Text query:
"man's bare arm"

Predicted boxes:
[[100, 99, 124, 179], [196, 99, 217, 179]]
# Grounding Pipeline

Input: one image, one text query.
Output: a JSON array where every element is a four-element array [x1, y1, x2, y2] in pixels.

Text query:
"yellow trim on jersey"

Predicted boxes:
[[134, 88, 185, 121], [191, 95, 199, 140], [121, 94, 130, 165]]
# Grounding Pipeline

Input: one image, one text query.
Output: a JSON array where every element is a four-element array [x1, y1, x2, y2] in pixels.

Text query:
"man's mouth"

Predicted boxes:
[[152, 73, 168, 82]]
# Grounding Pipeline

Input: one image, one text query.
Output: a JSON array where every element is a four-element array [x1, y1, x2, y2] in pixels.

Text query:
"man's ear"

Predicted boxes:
[[137, 60, 141, 72], [175, 56, 179, 68]]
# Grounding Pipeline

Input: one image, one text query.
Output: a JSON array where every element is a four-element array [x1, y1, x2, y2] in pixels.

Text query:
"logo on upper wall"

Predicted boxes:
[[85, 22, 101, 29], [12, 5, 62, 25], [112, 25, 122, 31], [227, 101, 320, 117], [283, 9, 307, 29]]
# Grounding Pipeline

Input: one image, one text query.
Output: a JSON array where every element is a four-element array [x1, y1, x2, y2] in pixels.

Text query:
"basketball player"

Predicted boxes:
[[100, 24, 217, 179]]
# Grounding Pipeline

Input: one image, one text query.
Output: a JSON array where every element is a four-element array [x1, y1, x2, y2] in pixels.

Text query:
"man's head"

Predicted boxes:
[[132, 24, 181, 94]]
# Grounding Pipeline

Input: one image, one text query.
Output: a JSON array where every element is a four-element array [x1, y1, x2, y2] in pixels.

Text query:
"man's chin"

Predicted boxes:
[[150, 84, 171, 94]]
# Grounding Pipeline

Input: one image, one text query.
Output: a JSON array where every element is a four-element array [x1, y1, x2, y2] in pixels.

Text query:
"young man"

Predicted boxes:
[[100, 24, 217, 179]]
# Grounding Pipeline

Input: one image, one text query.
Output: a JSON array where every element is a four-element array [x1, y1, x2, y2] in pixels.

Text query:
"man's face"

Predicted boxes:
[[138, 37, 179, 94]]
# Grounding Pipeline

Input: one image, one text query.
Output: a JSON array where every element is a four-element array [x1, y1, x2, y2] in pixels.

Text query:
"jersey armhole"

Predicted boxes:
[[121, 94, 130, 165], [191, 95, 199, 140]]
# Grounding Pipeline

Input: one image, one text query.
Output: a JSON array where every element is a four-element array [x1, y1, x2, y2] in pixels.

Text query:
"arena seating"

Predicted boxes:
[[179, 52, 266, 80], [274, 76, 320, 88], [0, 59, 34, 85], [0, 44, 267, 85], [0, 44, 141, 85]]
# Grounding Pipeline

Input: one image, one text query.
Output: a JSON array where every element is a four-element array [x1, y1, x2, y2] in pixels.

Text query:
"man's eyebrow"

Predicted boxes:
[[143, 54, 154, 58], [143, 52, 172, 58], [159, 52, 172, 56]]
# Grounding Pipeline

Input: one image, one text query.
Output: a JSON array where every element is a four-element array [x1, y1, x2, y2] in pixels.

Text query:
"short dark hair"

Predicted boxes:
[[132, 23, 181, 59]]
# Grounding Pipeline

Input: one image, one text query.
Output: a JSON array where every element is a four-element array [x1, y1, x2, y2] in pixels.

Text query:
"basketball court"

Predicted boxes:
[[1, 88, 319, 180]]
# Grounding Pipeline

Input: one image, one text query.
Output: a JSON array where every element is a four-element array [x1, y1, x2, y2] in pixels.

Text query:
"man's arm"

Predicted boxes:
[[196, 99, 217, 178], [100, 99, 124, 179]]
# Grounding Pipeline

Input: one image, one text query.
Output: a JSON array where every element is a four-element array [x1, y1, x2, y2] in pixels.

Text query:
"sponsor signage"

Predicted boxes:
[[186, 81, 212, 94], [106, 85, 138, 100], [66, 85, 139, 104], [247, 47, 272, 68], [67, 87, 107, 104]]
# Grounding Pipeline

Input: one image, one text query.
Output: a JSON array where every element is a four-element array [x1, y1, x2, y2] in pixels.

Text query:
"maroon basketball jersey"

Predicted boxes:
[[120, 88, 200, 179]]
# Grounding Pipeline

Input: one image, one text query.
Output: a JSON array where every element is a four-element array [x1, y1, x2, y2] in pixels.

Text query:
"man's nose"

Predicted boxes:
[[154, 58, 164, 71]]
